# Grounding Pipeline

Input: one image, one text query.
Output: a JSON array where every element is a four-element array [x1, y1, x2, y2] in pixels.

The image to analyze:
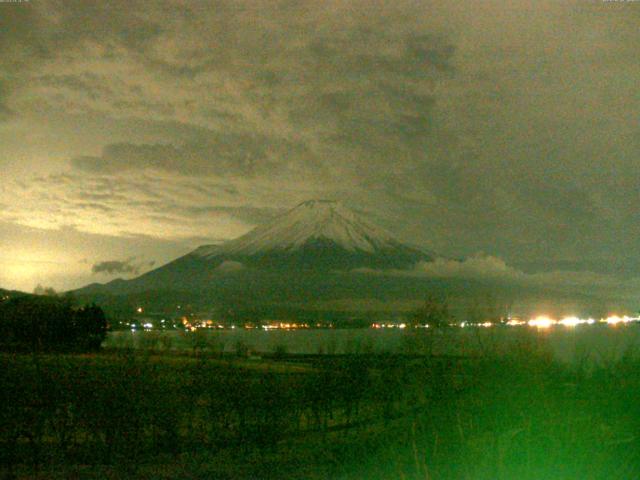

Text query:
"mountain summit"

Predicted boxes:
[[193, 200, 403, 258]]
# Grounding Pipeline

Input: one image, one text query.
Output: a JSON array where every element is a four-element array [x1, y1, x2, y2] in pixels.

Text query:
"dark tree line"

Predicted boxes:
[[0, 295, 107, 352], [0, 352, 439, 475]]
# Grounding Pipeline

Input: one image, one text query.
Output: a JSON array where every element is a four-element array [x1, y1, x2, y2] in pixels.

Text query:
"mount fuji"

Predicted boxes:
[[74, 201, 613, 316], [75, 200, 435, 304], [191, 200, 431, 270]]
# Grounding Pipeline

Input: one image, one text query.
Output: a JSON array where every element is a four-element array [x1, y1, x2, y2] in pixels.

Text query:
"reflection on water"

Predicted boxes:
[[106, 324, 640, 365]]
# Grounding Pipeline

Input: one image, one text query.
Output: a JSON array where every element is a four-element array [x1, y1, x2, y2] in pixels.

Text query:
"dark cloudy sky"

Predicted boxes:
[[1, 0, 639, 293]]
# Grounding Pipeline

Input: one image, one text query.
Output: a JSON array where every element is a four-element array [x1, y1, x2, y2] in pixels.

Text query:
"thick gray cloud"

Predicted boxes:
[[357, 254, 640, 307], [92, 257, 155, 275], [70, 135, 312, 177], [0, 0, 639, 294]]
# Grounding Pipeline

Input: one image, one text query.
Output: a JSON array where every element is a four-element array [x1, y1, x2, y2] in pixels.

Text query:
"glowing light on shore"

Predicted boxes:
[[365, 314, 640, 330], [605, 315, 638, 325], [507, 319, 526, 326], [528, 316, 556, 329], [558, 316, 583, 327], [606, 315, 622, 325]]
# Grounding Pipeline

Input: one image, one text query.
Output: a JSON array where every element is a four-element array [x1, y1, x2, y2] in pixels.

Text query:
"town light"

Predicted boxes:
[[528, 316, 555, 329]]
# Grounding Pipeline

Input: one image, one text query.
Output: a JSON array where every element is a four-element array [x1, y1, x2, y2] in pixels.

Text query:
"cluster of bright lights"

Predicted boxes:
[[522, 315, 638, 329], [134, 314, 640, 333], [126, 318, 178, 331], [262, 322, 311, 330], [127, 315, 337, 332], [180, 317, 230, 331], [177, 321, 334, 332], [372, 323, 408, 329], [528, 316, 556, 329], [369, 314, 640, 330], [558, 316, 595, 327], [506, 319, 526, 326], [605, 315, 636, 325], [460, 321, 494, 328]]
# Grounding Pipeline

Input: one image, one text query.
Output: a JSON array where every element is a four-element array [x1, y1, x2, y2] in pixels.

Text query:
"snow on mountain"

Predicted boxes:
[[193, 200, 403, 258]]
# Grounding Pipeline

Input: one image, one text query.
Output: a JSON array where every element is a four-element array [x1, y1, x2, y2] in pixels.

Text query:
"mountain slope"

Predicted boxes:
[[0, 288, 28, 300]]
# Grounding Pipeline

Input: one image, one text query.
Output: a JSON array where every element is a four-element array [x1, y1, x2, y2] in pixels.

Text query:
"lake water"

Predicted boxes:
[[106, 323, 640, 365]]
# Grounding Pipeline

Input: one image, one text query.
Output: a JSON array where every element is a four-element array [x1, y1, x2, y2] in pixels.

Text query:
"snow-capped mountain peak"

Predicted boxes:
[[73, 200, 434, 297], [194, 200, 400, 258]]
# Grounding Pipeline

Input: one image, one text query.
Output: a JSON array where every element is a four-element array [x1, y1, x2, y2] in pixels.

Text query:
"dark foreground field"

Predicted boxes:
[[2, 338, 640, 480]]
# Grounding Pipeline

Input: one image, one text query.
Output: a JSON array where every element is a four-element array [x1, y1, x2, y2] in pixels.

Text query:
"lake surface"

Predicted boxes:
[[106, 323, 640, 365]]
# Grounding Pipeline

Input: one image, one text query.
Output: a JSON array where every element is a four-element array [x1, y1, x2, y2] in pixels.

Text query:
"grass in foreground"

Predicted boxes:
[[1, 340, 639, 479]]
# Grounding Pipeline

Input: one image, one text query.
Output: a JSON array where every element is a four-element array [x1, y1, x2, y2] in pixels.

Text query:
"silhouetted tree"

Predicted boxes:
[[412, 295, 453, 328], [0, 296, 107, 351], [74, 304, 108, 351], [33, 284, 58, 296]]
